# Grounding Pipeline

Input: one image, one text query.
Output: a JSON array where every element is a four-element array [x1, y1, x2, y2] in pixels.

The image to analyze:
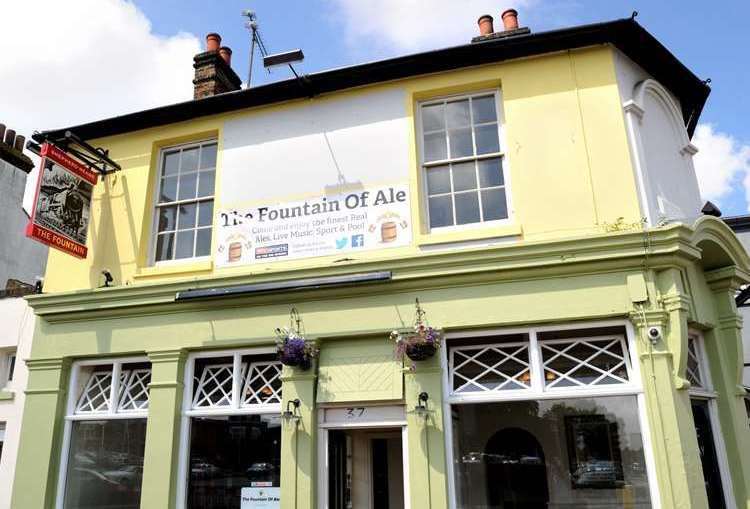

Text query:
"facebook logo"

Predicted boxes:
[[351, 234, 364, 248]]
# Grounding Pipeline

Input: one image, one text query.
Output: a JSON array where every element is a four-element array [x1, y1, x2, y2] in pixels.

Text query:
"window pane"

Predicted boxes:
[[452, 162, 477, 192], [74, 366, 114, 414], [199, 144, 217, 169], [157, 206, 176, 232], [422, 103, 445, 132], [197, 201, 214, 227], [542, 337, 629, 388], [178, 203, 197, 230], [163, 151, 180, 176], [175, 230, 196, 259], [63, 419, 146, 509], [159, 177, 177, 203], [118, 362, 151, 412], [472, 95, 497, 124], [475, 124, 501, 155], [478, 158, 504, 188], [181, 148, 199, 173], [8, 354, 16, 382], [240, 356, 282, 406], [178, 173, 198, 201], [196, 229, 212, 257], [692, 399, 727, 508], [426, 166, 451, 195], [452, 396, 653, 508], [455, 192, 480, 225], [197, 171, 215, 198], [188, 414, 281, 509], [428, 195, 453, 228], [481, 188, 508, 221], [155, 233, 174, 261], [449, 128, 473, 158], [446, 99, 471, 128], [424, 131, 447, 162], [192, 357, 234, 409]]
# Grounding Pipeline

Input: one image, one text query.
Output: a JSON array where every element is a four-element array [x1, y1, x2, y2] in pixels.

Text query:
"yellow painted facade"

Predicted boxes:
[[42, 45, 642, 293]]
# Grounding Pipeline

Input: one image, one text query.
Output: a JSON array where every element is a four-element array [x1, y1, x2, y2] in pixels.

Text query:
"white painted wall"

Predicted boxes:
[[221, 87, 411, 208], [616, 51, 702, 226], [0, 297, 35, 509]]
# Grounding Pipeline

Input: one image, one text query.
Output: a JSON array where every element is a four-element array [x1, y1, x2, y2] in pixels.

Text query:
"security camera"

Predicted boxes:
[[646, 326, 662, 343]]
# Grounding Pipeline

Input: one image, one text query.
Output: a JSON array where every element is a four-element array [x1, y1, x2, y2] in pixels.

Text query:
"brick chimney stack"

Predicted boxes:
[[193, 33, 242, 99]]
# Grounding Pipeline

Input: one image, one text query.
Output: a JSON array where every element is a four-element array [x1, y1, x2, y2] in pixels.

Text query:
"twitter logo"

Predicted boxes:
[[336, 237, 348, 249]]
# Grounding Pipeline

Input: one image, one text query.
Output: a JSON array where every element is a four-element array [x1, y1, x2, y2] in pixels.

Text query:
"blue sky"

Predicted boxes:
[[2, 1, 749, 215]]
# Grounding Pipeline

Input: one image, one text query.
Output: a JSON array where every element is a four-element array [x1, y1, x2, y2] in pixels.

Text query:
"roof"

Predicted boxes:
[[45, 17, 709, 142], [724, 215, 750, 233]]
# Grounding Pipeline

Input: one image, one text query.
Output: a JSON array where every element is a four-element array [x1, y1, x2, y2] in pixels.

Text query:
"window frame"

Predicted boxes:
[[148, 139, 218, 267], [440, 320, 661, 509], [176, 347, 282, 509], [416, 90, 514, 234], [1, 349, 16, 389], [55, 357, 151, 509], [687, 331, 736, 508]]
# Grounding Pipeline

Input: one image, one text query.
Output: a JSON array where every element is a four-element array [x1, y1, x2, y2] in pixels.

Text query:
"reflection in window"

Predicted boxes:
[[452, 396, 652, 508], [187, 414, 281, 509], [63, 419, 147, 509]]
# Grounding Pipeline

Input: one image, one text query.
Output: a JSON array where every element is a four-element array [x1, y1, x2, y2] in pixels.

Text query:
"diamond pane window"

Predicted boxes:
[[192, 357, 234, 409], [241, 361, 282, 406], [75, 369, 114, 413], [451, 342, 531, 394], [541, 337, 630, 389], [118, 366, 152, 412], [686, 335, 705, 389]]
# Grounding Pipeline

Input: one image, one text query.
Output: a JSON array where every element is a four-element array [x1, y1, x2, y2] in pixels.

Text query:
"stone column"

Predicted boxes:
[[139, 349, 187, 509], [705, 267, 750, 507], [404, 355, 448, 509], [11, 357, 70, 509], [279, 367, 317, 509]]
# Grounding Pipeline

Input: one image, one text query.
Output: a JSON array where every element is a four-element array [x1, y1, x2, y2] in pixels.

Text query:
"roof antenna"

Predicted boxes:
[[241, 10, 259, 88], [631, 11, 639, 19]]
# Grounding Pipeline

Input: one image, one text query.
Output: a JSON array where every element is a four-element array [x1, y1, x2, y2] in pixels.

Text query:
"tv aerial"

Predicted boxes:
[[242, 9, 305, 88]]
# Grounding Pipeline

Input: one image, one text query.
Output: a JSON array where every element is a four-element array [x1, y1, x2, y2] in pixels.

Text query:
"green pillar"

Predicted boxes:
[[705, 268, 750, 508], [140, 349, 187, 509], [636, 268, 709, 508], [279, 367, 317, 509], [11, 357, 70, 509], [404, 355, 448, 509]]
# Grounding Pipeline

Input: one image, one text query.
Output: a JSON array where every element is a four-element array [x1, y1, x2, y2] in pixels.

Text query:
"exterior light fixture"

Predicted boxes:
[[263, 49, 304, 70], [101, 269, 114, 288], [413, 392, 430, 418], [282, 398, 301, 424]]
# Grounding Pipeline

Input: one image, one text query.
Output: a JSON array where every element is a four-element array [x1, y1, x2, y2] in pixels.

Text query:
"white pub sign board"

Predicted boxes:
[[216, 88, 413, 268], [241, 487, 281, 508]]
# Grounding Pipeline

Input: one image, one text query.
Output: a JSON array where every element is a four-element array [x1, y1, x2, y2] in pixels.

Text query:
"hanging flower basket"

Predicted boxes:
[[391, 299, 442, 363], [275, 308, 318, 370]]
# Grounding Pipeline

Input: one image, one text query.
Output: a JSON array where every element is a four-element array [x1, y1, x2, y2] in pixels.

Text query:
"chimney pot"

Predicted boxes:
[[501, 8, 519, 31], [4, 128, 15, 146], [206, 33, 221, 52], [219, 46, 232, 66], [14, 134, 25, 152], [0, 124, 5, 142], [478, 15, 494, 36]]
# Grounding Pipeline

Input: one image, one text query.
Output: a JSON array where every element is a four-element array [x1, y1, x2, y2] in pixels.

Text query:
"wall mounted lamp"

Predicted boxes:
[[413, 392, 430, 418], [282, 398, 301, 424]]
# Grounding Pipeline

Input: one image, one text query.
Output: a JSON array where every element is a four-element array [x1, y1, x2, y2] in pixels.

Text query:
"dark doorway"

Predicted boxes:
[[691, 399, 727, 509], [485, 427, 549, 509]]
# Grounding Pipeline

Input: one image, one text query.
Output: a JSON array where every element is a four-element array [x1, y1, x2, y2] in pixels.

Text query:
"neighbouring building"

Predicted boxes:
[[723, 215, 750, 421], [10, 11, 750, 509], [0, 142, 48, 507]]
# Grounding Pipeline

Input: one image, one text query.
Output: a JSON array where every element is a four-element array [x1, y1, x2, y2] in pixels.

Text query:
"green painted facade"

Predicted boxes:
[[10, 218, 750, 508]]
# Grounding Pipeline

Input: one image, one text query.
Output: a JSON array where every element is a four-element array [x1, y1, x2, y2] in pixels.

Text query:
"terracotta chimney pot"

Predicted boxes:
[[478, 15, 494, 36], [4, 128, 15, 146], [14, 134, 25, 151], [219, 46, 232, 66], [501, 8, 519, 31], [206, 33, 221, 52]]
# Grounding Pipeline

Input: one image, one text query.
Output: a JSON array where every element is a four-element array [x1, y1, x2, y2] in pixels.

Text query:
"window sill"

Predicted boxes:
[[134, 260, 214, 280], [0, 389, 15, 401], [417, 223, 522, 246]]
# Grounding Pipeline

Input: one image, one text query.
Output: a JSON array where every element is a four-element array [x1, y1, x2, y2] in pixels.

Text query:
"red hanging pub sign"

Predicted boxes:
[[26, 142, 98, 258]]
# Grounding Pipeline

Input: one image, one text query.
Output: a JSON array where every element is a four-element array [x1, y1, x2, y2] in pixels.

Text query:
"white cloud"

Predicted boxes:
[[693, 123, 750, 212], [328, 0, 538, 54], [0, 0, 201, 209]]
